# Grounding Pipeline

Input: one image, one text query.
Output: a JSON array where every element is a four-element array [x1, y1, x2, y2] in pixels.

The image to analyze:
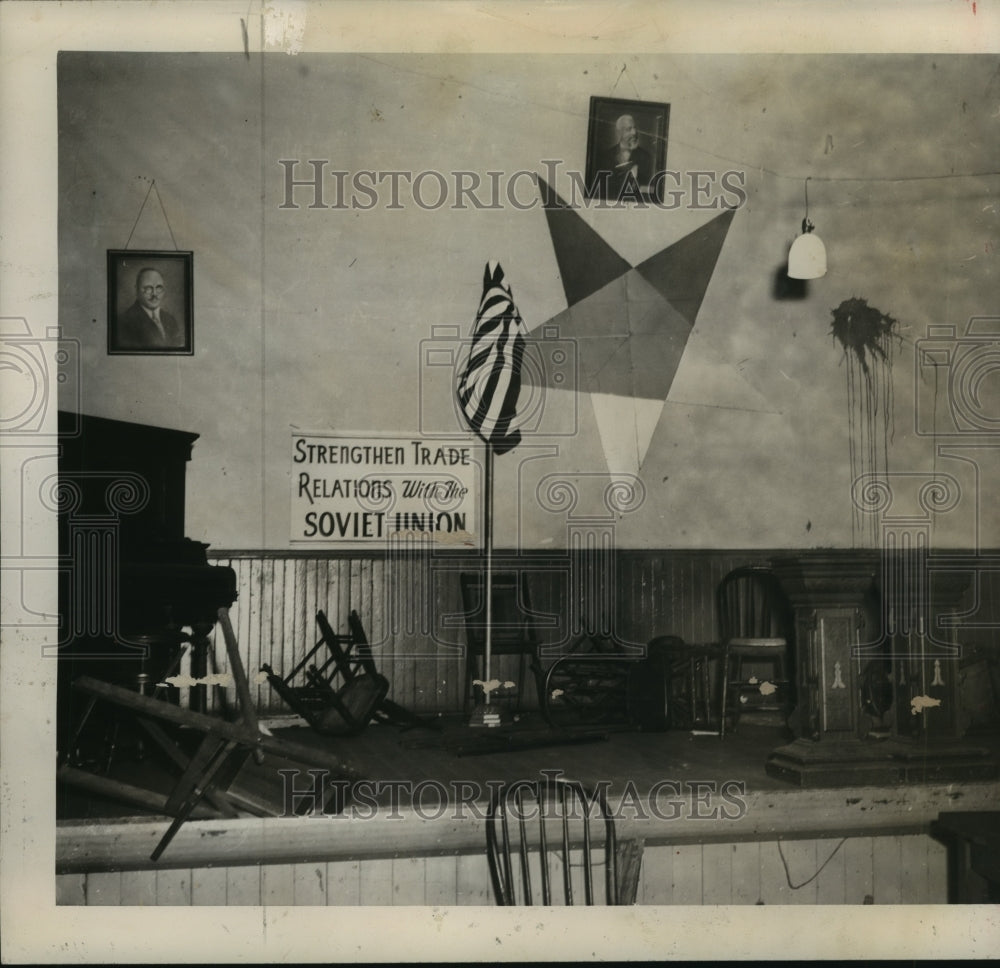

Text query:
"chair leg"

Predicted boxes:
[[701, 657, 713, 728], [720, 652, 729, 739], [516, 652, 528, 715], [687, 658, 697, 729], [464, 653, 479, 716], [63, 694, 99, 767], [615, 838, 645, 905]]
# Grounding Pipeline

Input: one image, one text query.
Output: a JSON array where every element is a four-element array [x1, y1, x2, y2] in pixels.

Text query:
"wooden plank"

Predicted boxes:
[[280, 559, 299, 699], [391, 856, 426, 905], [566, 845, 591, 905], [322, 556, 335, 627], [648, 554, 661, 640], [303, 559, 319, 669], [377, 554, 398, 694], [370, 557, 386, 655], [256, 559, 275, 704], [404, 553, 422, 711], [899, 833, 929, 904], [730, 841, 761, 905], [814, 837, 848, 905], [758, 839, 819, 904], [291, 558, 307, 688], [57, 781, 1000, 874], [190, 866, 228, 905], [677, 557, 692, 644], [350, 557, 362, 624], [424, 854, 458, 906], [872, 835, 903, 904], [617, 838, 644, 905], [926, 834, 949, 904], [430, 563, 448, 711], [694, 554, 711, 644], [218, 607, 259, 739], [231, 559, 251, 714], [455, 852, 490, 905], [326, 860, 362, 905], [670, 844, 702, 904], [358, 856, 394, 905], [265, 559, 285, 711], [84, 870, 122, 905], [154, 868, 192, 905], [359, 557, 373, 669], [120, 869, 158, 905], [783, 839, 819, 904], [441, 569, 464, 712], [55, 873, 87, 905], [844, 835, 875, 904], [261, 864, 296, 906], [337, 557, 350, 630], [701, 842, 732, 904], [225, 865, 262, 905], [392, 553, 414, 710], [633, 554, 650, 645], [204, 557, 228, 716], [292, 862, 328, 905]]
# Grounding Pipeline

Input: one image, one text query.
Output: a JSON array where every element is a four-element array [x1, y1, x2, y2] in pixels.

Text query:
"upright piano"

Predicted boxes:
[[57, 411, 237, 757]]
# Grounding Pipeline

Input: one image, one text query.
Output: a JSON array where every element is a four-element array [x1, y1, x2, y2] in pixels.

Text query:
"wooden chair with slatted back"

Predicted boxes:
[[485, 777, 643, 905], [460, 572, 542, 716], [717, 566, 795, 737]]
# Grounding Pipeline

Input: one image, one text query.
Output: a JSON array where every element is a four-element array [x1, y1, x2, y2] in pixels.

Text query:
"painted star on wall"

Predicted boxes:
[[533, 177, 736, 478]]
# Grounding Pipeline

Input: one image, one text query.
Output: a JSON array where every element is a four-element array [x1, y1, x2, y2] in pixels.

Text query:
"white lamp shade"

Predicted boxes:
[[788, 231, 827, 279]]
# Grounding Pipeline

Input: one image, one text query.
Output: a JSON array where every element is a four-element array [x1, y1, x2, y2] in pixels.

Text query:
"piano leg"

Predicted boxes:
[[189, 620, 213, 714]]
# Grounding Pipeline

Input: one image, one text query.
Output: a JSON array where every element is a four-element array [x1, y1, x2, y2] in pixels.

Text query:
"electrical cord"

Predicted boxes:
[[776, 836, 849, 890]]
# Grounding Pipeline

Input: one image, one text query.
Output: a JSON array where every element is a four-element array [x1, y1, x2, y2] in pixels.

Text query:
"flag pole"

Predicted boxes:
[[460, 259, 524, 728], [483, 444, 494, 711]]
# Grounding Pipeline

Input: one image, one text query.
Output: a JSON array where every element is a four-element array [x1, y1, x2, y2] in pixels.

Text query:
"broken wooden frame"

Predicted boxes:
[[58, 607, 360, 861]]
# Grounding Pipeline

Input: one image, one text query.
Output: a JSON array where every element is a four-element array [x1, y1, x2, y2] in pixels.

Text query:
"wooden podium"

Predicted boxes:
[[765, 551, 996, 787]]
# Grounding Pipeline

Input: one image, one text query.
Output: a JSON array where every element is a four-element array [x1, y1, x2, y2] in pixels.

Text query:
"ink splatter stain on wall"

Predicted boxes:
[[830, 297, 901, 545], [830, 297, 900, 376]]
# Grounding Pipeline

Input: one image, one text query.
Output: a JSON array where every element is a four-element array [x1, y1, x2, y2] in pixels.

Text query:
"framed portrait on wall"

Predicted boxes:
[[585, 96, 670, 203], [107, 250, 193, 355]]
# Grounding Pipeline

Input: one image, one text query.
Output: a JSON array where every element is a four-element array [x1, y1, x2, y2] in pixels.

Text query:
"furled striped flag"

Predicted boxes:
[[457, 261, 527, 455]]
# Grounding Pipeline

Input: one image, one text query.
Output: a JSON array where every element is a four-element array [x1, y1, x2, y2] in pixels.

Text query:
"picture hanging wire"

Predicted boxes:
[[610, 62, 641, 98], [124, 178, 180, 251]]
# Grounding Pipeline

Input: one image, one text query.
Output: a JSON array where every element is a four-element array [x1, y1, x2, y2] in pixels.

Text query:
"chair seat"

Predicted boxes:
[[728, 637, 786, 650], [313, 673, 389, 736]]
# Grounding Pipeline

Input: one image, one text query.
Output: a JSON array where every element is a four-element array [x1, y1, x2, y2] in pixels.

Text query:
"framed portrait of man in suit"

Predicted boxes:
[[585, 96, 670, 204], [107, 250, 193, 355]]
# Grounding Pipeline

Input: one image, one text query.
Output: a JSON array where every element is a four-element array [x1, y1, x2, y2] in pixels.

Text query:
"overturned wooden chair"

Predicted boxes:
[[58, 607, 360, 861], [262, 609, 429, 736]]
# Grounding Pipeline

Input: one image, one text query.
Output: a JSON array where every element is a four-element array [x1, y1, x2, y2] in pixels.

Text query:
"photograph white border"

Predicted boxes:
[[2, 1, 999, 962]]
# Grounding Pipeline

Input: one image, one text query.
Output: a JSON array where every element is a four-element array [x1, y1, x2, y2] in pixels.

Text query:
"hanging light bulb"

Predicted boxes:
[[787, 178, 827, 280]]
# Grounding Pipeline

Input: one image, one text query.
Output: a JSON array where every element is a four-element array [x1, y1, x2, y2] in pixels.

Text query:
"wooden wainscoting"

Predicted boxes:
[[201, 549, 777, 718], [199, 548, 1000, 722], [55, 832, 946, 906], [204, 552, 466, 716]]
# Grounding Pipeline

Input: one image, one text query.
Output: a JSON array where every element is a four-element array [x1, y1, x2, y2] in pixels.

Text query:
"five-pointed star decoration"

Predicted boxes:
[[530, 177, 737, 479]]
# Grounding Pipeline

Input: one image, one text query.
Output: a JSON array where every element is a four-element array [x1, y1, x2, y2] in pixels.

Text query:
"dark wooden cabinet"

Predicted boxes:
[[57, 411, 237, 752]]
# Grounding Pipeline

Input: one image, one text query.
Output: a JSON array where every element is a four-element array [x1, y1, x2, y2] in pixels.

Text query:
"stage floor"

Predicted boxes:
[[57, 709, 1000, 823]]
